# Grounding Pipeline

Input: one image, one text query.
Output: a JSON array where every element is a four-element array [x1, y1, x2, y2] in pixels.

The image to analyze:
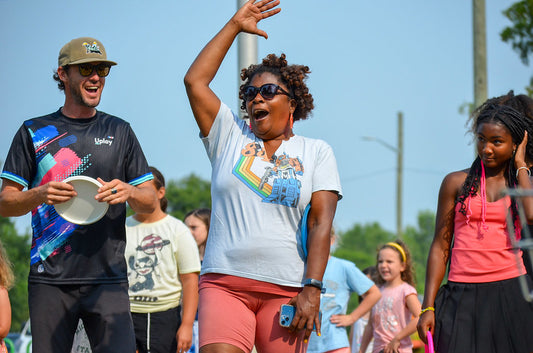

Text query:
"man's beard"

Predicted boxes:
[[69, 85, 100, 108]]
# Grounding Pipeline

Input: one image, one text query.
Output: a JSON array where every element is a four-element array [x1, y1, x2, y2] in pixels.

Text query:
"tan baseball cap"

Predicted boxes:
[[58, 37, 117, 67]]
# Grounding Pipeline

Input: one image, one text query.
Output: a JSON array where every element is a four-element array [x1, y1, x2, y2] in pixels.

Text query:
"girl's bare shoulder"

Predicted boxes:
[[440, 169, 469, 195]]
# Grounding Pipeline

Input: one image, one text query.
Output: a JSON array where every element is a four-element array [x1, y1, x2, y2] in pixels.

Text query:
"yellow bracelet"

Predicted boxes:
[[420, 307, 435, 315]]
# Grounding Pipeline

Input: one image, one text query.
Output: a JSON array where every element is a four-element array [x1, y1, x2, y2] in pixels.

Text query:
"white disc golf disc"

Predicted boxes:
[[54, 176, 109, 225]]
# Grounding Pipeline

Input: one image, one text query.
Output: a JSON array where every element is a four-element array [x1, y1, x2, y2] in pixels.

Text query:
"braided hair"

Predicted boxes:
[[239, 53, 314, 121], [469, 90, 533, 123], [457, 103, 533, 229]]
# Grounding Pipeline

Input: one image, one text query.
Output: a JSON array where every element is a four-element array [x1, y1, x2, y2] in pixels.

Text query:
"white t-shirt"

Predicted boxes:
[[201, 102, 342, 287], [125, 215, 201, 313]]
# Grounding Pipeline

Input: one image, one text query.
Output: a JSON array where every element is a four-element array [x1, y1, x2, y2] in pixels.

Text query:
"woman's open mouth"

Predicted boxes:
[[252, 109, 269, 121]]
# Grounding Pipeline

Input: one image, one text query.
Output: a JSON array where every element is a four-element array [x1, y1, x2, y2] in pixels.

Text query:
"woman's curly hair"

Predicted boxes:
[[239, 53, 314, 121]]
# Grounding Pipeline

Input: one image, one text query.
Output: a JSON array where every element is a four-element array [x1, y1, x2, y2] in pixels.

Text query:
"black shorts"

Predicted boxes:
[[131, 306, 181, 353], [28, 282, 135, 353]]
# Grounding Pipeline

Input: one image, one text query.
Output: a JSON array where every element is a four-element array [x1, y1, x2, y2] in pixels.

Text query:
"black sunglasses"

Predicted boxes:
[[243, 83, 292, 101], [78, 63, 111, 77]]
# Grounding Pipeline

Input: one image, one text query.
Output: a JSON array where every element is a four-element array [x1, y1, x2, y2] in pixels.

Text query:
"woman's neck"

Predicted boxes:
[[263, 131, 294, 160], [483, 164, 508, 178]]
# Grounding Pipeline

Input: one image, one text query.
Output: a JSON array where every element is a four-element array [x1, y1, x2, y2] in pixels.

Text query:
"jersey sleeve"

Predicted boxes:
[[123, 124, 153, 186], [1, 122, 36, 188]]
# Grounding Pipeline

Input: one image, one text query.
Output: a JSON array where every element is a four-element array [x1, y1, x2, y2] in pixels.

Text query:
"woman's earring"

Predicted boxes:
[[289, 113, 294, 129]]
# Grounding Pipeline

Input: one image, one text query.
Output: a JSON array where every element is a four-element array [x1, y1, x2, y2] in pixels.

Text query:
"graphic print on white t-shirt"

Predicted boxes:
[[232, 142, 304, 208], [128, 233, 171, 292]]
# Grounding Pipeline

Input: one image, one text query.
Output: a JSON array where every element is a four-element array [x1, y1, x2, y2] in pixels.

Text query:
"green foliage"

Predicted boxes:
[[334, 210, 435, 313], [501, 0, 533, 95], [165, 173, 211, 220], [501, 0, 533, 65], [333, 222, 395, 312], [334, 222, 395, 271], [402, 210, 435, 294], [0, 217, 30, 332]]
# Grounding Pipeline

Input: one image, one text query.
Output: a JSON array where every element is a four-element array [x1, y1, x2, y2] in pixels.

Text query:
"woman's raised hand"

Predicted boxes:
[[231, 0, 281, 39]]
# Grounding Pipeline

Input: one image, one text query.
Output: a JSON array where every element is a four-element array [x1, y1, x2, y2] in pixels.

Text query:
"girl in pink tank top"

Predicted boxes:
[[417, 94, 533, 353], [359, 240, 421, 353]]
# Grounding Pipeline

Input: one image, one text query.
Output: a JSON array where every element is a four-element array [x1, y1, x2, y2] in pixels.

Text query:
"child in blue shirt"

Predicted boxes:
[[307, 229, 381, 353]]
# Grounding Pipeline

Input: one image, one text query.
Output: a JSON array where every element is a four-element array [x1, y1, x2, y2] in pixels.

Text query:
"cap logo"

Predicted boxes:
[[82, 41, 103, 55]]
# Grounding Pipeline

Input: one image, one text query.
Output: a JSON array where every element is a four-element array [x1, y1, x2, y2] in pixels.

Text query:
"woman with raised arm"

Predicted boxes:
[[184, 1, 342, 353]]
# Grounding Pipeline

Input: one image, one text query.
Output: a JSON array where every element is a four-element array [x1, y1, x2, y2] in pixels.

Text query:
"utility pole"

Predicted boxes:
[[473, 0, 487, 110], [397, 112, 403, 239], [362, 112, 404, 238], [237, 0, 258, 118]]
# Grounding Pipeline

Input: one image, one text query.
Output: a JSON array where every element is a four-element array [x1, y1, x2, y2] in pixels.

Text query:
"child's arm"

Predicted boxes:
[[384, 293, 421, 353], [0, 287, 11, 340], [417, 171, 464, 343], [330, 285, 381, 327], [176, 272, 199, 353], [358, 311, 373, 353]]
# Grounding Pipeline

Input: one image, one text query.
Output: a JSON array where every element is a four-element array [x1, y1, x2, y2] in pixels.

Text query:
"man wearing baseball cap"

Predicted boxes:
[[0, 37, 157, 352]]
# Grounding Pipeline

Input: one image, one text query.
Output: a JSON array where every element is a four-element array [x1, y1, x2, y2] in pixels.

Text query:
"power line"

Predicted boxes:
[[342, 168, 395, 182], [343, 167, 445, 183]]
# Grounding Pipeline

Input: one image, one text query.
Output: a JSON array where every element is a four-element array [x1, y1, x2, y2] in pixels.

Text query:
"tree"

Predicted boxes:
[[165, 173, 211, 220], [402, 210, 436, 294], [333, 222, 395, 312], [1, 217, 31, 332], [334, 222, 395, 272], [334, 210, 435, 312], [501, 0, 533, 95]]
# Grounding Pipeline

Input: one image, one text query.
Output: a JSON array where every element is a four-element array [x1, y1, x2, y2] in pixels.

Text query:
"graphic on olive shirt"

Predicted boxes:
[[232, 142, 304, 208], [128, 234, 171, 292]]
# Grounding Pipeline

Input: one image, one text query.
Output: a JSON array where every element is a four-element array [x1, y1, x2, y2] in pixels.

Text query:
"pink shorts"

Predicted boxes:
[[199, 274, 307, 353]]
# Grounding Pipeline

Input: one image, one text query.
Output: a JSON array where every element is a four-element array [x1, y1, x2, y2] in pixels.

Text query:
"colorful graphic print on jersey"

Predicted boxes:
[[27, 122, 93, 264]]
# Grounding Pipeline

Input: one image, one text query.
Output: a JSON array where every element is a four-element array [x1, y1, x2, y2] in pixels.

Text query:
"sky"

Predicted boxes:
[[1, 0, 531, 236]]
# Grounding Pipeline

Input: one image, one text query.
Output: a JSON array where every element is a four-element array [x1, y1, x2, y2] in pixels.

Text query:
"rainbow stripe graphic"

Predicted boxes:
[[232, 155, 273, 198]]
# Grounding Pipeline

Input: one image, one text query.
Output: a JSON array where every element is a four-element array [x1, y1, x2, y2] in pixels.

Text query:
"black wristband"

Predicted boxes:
[[302, 278, 323, 290]]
